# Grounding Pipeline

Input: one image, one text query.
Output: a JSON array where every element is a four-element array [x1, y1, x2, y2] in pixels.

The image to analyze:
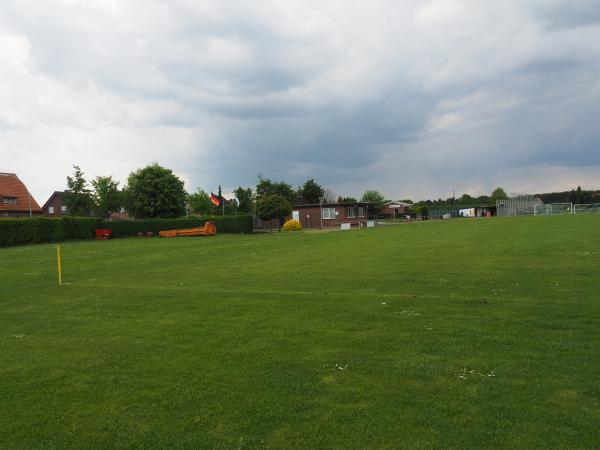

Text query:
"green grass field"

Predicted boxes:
[[2, 216, 600, 449]]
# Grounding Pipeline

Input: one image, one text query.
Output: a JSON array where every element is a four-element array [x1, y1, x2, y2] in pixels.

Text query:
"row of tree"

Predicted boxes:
[[64, 164, 396, 226], [536, 186, 600, 205], [407, 186, 600, 213], [68, 162, 562, 222], [65, 164, 188, 219], [408, 187, 509, 210]]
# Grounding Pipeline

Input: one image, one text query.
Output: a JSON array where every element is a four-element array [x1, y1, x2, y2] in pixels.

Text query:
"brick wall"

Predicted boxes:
[[293, 204, 368, 228]]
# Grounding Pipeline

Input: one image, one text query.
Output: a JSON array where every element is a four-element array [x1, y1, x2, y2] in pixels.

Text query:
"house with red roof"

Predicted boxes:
[[0, 173, 42, 217]]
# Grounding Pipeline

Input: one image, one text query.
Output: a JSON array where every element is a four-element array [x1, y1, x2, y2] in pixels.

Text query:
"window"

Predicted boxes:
[[346, 207, 356, 218], [48, 206, 55, 214], [358, 207, 365, 217], [322, 207, 337, 219], [2, 197, 17, 204], [61, 206, 67, 213]]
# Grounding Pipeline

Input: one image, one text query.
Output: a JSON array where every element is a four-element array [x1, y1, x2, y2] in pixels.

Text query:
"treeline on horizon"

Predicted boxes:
[[411, 186, 600, 208], [61, 163, 600, 220], [535, 187, 600, 205], [61, 163, 395, 221]]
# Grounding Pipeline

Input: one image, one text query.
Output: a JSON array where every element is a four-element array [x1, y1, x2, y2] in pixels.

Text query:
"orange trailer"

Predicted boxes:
[[159, 221, 216, 238]]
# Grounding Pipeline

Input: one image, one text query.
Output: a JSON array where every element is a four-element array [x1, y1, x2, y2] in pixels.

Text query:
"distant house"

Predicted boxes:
[[291, 202, 370, 228], [108, 208, 131, 221], [0, 173, 42, 217], [379, 201, 411, 218], [42, 191, 68, 216], [42, 190, 131, 220]]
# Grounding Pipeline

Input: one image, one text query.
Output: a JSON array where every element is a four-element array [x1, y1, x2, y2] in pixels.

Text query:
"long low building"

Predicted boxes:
[[291, 202, 370, 228]]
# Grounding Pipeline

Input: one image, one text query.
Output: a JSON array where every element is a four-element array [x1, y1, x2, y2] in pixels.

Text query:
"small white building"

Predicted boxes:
[[459, 208, 476, 218]]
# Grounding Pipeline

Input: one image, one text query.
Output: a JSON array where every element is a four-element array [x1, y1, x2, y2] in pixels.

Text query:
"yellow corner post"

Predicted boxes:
[[56, 245, 62, 286]]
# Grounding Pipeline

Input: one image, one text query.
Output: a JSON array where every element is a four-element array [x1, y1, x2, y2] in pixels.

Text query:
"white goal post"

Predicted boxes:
[[499, 199, 600, 217], [533, 203, 573, 216], [573, 203, 600, 214]]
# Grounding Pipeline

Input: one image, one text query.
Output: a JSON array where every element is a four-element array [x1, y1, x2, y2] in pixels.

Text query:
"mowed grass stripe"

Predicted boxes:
[[1, 215, 600, 449]]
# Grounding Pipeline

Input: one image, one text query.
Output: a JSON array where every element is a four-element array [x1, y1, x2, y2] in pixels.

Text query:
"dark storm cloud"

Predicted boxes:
[[529, 1, 600, 29], [2, 0, 600, 203]]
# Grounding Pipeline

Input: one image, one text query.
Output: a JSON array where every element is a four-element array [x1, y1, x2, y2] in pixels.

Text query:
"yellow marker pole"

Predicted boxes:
[[56, 245, 62, 286]]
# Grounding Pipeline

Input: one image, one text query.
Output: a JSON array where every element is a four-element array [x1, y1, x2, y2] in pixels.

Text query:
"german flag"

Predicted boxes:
[[210, 192, 221, 207]]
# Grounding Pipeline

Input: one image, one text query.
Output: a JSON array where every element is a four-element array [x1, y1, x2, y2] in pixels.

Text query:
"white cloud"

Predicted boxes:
[[1, 0, 600, 205]]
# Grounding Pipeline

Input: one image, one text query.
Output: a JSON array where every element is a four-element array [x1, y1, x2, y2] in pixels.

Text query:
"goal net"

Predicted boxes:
[[534, 203, 572, 216], [573, 203, 600, 214], [497, 195, 542, 216]]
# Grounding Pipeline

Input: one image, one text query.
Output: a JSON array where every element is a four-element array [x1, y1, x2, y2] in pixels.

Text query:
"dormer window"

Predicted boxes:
[[2, 197, 17, 204]]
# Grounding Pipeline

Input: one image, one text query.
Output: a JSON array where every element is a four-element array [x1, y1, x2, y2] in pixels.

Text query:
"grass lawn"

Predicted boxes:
[[1, 216, 600, 449]]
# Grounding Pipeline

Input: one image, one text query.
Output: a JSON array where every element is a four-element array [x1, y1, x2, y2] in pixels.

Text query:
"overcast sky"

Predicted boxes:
[[2, 0, 600, 204]]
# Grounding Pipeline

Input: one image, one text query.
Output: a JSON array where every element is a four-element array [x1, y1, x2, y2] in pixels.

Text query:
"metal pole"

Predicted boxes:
[[320, 198, 323, 229], [56, 245, 62, 286]]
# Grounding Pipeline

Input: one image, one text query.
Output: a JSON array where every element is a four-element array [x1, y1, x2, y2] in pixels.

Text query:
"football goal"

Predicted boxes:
[[533, 203, 573, 216], [573, 203, 600, 214]]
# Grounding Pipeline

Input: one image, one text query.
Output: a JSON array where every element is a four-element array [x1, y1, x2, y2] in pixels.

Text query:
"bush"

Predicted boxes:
[[0, 217, 98, 247], [282, 219, 302, 231], [101, 214, 253, 238], [0, 214, 253, 247]]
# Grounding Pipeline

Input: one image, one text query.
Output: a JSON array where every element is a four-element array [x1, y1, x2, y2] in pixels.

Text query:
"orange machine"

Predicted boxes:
[[159, 221, 216, 238]]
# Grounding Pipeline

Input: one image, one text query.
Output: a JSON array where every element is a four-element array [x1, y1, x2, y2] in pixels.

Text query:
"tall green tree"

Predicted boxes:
[[576, 186, 583, 204], [224, 198, 239, 215], [65, 165, 94, 217], [188, 189, 212, 215], [213, 185, 223, 214], [459, 193, 475, 205], [92, 175, 121, 219], [125, 163, 186, 219], [298, 178, 324, 204], [234, 187, 254, 213], [256, 175, 296, 203], [256, 194, 292, 232], [490, 187, 509, 203], [361, 190, 386, 216]]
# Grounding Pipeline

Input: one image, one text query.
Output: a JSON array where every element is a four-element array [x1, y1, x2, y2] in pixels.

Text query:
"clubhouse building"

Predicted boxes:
[[292, 201, 370, 228]]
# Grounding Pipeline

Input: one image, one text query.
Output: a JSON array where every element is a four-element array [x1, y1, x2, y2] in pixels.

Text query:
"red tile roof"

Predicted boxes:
[[0, 173, 42, 212]]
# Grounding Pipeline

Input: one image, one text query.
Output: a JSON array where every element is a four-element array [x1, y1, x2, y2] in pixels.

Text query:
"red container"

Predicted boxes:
[[95, 228, 113, 240]]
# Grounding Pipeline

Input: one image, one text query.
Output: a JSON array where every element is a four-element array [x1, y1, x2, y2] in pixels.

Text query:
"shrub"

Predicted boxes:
[[0, 217, 97, 247], [282, 219, 302, 231], [0, 214, 253, 247]]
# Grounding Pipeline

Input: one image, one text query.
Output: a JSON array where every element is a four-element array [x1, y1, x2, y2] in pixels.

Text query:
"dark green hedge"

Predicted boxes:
[[103, 215, 253, 238], [0, 215, 253, 247], [0, 217, 98, 247]]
